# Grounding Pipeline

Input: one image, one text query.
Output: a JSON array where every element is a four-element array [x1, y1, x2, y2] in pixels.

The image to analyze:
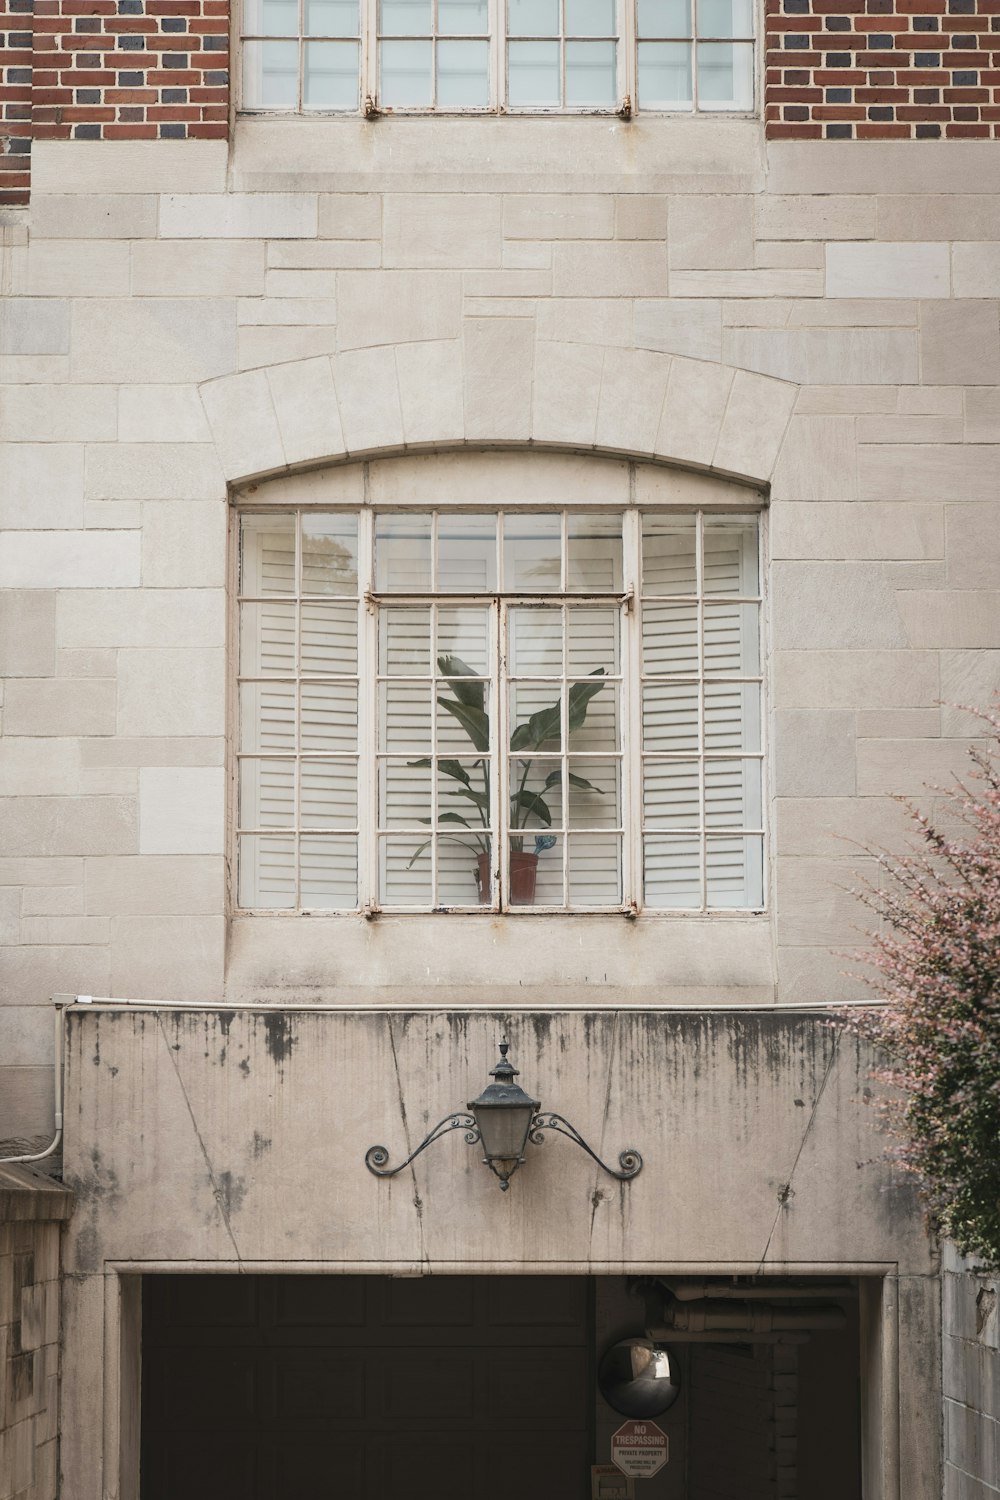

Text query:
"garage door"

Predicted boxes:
[[141, 1274, 593, 1499]]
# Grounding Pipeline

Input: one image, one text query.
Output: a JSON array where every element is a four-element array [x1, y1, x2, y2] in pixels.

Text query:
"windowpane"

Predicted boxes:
[[696, 40, 753, 108], [239, 835, 297, 909], [510, 607, 563, 677], [240, 602, 295, 677], [380, 37, 434, 104], [301, 682, 358, 752], [240, 682, 295, 754], [567, 0, 617, 34], [705, 758, 761, 829], [508, 0, 559, 35], [637, 0, 691, 34], [380, 0, 431, 34], [244, 0, 298, 36], [697, 0, 752, 37], [378, 682, 433, 751], [239, 758, 295, 829], [304, 40, 359, 104], [642, 516, 697, 595], [642, 682, 699, 754], [243, 38, 299, 106], [437, 607, 491, 676], [241, 513, 296, 594], [567, 608, 619, 677], [301, 602, 358, 676], [703, 514, 758, 593], [568, 833, 622, 905], [381, 836, 433, 905], [437, 39, 490, 103], [705, 681, 760, 753], [642, 602, 698, 675], [301, 761, 358, 827], [376, 513, 432, 591], [643, 835, 701, 907], [503, 513, 561, 590], [707, 835, 763, 907], [300, 836, 358, 907], [436, 679, 491, 755], [567, 513, 623, 592], [567, 759, 619, 829], [637, 40, 692, 106], [704, 601, 759, 675], [566, 40, 616, 104], [302, 515, 358, 595], [304, 0, 359, 32], [508, 40, 560, 104], [642, 761, 700, 829], [379, 608, 431, 675], [439, 0, 488, 33], [437, 514, 497, 591]]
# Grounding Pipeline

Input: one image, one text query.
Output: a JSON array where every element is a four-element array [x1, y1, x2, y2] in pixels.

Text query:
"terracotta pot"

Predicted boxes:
[[476, 851, 539, 906]]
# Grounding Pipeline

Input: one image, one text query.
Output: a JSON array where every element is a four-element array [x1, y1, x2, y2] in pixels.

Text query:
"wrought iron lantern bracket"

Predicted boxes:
[[365, 1113, 480, 1179], [529, 1111, 643, 1181]]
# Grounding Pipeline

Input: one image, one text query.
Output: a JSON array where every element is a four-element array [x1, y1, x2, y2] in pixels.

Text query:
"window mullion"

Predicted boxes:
[[623, 506, 641, 911], [495, 599, 507, 911], [358, 508, 376, 910], [621, 0, 635, 110], [493, 0, 503, 110], [696, 508, 707, 910]]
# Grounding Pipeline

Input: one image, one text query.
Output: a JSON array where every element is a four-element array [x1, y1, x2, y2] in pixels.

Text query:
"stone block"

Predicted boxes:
[[531, 341, 603, 448], [775, 650, 938, 712], [672, 268, 823, 297], [264, 269, 337, 299], [633, 299, 723, 362], [774, 707, 858, 800], [767, 141, 998, 197], [859, 446, 999, 503], [552, 241, 666, 298], [952, 243, 1000, 299], [0, 887, 19, 945], [0, 592, 56, 678], [657, 356, 733, 469], [238, 297, 338, 327], [85, 856, 223, 917], [920, 301, 1000, 386], [384, 194, 501, 269], [0, 796, 137, 858], [776, 945, 872, 1005], [111, 915, 226, 1001], [0, 300, 69, 357], [21, 915, 110, 947], [12, 241, 131, 298], [774, 855, 874, 947], [238, 327, 341, 370], [32, 140, 227, 195], [0, 739, 82, 797], [615, 195, 668, 241], [138, 768, 225, 856], [200, 369, 285, 481], [2, 679, 116, 738], [771, 564, 907, 649], [786, 299, 917, 328], [900, 592, 1000, 648], [57, 589, 223, 651], [159, 193, 318, 238], [30, 193, 158, 240], [503, 241, 551, 269], [770, 503, 944, 562], [946, 505, 1000, 590], [85, 445, 226, 502], [756, 240, 824, 270], [316, 193, 382, 239], [0, 385, 116, 443], [117, 387, 212, 445], [826, 243, 950, 300], [714, 370, 796, 481], [268, 241, 380, 269], [71, 300, 236, 384], [857, 415, 963, 444], [0, 1007, 55, 1068], [22, 885, 85, 916], [595, 348, 671, 457], [757, 195, 876, 242], [503, 194, 613, 241], [266, 357, 344, 467], [796, 386, 897, 416], [776, 795, 913, 858], [669, 195, 753, 270], [723, 328, 919, 385], [332, 346, 404, 454], [335, 270, 462, 352], [462, 319, 532, 443], [536, 299, 634, 349], [940, 651, 1000, 736], [0, 1065, 56, 1138], [966, 390, 1000, 443], [771, 417, 858, 504], [879, 196, 1000, 243], [0, 533, 140, 590], [857, 737, 988, 796], [117, 649, 225, 737], [131, 241, 267, 299], [140, 502, 228, 590], [395, 340, 465, 448], [0, 444, 79, 531], [462, 269, 550, 297]]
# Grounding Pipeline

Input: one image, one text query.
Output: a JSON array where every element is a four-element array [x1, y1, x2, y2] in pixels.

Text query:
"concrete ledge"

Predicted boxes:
[[0, 1162, 73, 1222]]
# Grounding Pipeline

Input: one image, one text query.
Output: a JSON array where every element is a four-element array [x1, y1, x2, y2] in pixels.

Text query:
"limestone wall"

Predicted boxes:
[[942, 1242, 1000, 1500]]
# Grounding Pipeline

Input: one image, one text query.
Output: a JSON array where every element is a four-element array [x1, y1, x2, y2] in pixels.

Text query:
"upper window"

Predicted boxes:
[[237, 506, 764, 914], [240, 0, 755, 113]]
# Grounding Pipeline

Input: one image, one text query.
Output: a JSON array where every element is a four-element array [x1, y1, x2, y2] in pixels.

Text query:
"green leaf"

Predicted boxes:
[[512, 789, 552, 826], [445, 785, 490, 813], [436, 696, 490, 753], [437, 654, 486, 712], [435, 758, 472, 786], [543, 768, 605, 794], [567, 668, 607, 732]]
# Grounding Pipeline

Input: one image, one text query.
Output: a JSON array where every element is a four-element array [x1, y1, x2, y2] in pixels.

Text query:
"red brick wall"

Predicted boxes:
[[1, 0, 32, 203], [766, 0, 1000, 139]]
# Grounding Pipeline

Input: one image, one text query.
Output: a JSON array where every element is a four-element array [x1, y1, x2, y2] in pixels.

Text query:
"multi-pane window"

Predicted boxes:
[[237, 507, 763, 913], [241, 0, 755, 112]]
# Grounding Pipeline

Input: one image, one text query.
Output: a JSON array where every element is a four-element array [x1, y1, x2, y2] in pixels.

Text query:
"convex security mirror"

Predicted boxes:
[[598, 1337, 681, 1419]]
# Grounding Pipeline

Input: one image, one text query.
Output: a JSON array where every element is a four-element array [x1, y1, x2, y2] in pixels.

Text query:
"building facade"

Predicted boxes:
[[2, 1, 1000, 1494]]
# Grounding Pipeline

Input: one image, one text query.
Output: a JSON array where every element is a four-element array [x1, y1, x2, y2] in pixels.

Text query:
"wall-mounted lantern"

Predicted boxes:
[[365, 1040, 644, 1192]]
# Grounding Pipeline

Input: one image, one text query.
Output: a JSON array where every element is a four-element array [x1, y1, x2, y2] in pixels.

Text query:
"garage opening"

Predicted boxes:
[[140, 1273, 862, 1500]]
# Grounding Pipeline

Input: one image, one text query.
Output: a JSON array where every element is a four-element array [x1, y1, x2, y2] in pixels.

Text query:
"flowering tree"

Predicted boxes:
[[843, 709, 1000, 1268]]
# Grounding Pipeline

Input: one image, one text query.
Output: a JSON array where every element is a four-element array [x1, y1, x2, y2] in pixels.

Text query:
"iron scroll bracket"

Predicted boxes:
[[365, 1113, 481, 1179], [529, 1112, 643, 1181]]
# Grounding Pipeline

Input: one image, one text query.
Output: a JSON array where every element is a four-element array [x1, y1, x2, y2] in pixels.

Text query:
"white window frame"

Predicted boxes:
[[235, 503, 766, 917], [238, 0, 756, 116]]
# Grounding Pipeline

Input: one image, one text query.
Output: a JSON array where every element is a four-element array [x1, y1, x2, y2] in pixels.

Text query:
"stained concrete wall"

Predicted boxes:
[[942, 1242, 1000, 1500], [57, 1003, 940, 1500]]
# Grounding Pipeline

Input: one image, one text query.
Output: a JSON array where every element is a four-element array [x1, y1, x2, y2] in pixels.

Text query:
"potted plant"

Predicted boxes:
[[408, 653, 607, 905]]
